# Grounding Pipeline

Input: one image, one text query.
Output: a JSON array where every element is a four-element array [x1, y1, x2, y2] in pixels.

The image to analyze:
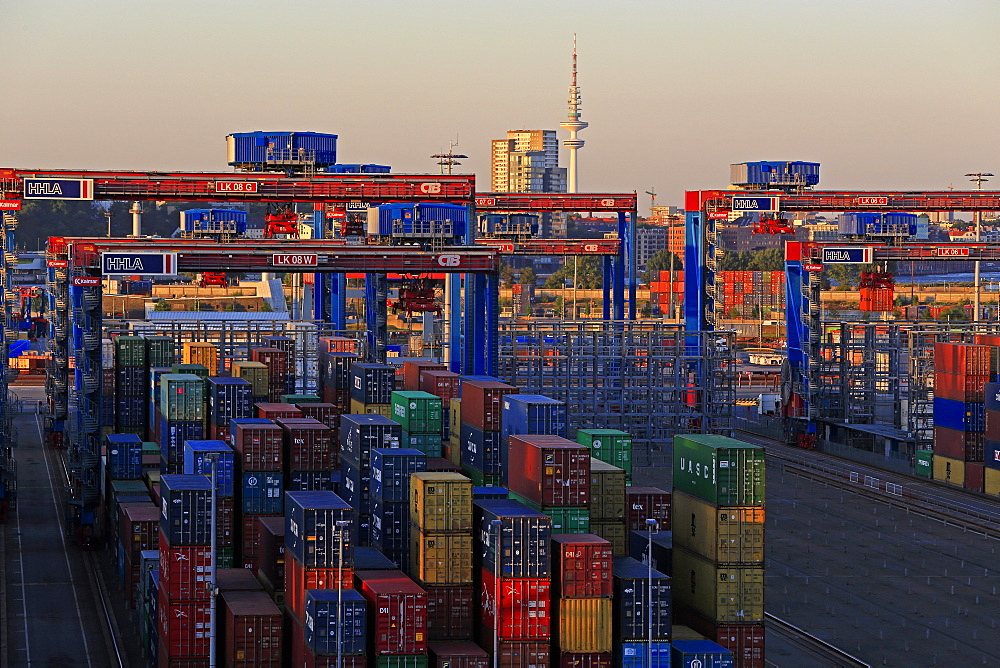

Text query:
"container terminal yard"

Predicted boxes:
[[0, 142, 998, 667]]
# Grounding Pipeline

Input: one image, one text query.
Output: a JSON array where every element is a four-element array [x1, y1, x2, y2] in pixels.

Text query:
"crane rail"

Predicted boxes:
[[765, 613, 871, 667]]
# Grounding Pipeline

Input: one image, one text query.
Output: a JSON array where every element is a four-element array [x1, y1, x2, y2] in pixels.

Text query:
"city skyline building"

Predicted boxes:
[[560, 34, 588, 194], [490, 130, 568, 237]]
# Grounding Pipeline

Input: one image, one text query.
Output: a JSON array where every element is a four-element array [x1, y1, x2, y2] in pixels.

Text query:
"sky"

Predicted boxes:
[[1, 0, 998, 212]]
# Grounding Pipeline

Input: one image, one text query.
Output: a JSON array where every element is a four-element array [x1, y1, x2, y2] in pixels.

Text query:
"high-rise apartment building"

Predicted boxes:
[[491, 130, 567, 237]]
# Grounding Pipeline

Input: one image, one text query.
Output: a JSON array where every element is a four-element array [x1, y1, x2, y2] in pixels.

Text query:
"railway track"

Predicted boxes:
[[765, 613, 870, 667]]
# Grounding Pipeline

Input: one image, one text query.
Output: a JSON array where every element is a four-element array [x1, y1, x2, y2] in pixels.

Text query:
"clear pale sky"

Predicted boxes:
[[1, 0, 997, 210]]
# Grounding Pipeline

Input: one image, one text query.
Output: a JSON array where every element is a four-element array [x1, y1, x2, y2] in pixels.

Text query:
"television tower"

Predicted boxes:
[[560, 34, 588, 193]]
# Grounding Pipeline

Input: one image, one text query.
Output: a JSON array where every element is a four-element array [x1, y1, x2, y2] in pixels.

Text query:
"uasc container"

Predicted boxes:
[[672, 434, 765, 506]]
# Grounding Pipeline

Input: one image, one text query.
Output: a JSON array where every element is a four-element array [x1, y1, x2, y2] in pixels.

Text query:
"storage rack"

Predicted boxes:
[[496, 320, 735, 465]]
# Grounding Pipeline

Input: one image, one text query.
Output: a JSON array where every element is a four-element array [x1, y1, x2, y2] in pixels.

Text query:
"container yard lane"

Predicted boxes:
[[2, 386, 120, 668]]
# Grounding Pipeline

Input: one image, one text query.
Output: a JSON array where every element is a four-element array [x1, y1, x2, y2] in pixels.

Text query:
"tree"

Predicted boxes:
[[153, 300, 172, 311], [642, 250, 682, 284], [719, 248, 784, 271], [519, 266, 537, 286], [499, 260, 515, 288], [544, 257, 602, 289]]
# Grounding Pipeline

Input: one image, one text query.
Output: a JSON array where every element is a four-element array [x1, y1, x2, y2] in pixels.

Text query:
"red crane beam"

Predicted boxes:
[[474, 193, 637, 212], [475, 238, 621, 255], [687, 190, 1000, 212]]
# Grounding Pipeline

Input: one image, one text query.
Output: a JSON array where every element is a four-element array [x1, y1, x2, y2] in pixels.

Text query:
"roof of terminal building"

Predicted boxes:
[[144, 311, 294, 322]]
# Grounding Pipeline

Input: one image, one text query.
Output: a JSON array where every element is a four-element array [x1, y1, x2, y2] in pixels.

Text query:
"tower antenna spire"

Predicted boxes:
[[561, 33, 588, 194]]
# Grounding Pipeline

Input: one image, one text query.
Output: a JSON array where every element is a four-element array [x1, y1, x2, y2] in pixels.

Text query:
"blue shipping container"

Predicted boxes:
[[285, 491, 353, 569], [349, 362, 395, 404], [372, 203, 468, 239], [473, 486, 509, 500], [340, 414, 401, 467], [304, 589, 367, 656], [160, 474, 213, 546], [354, 546, 398, 570], [321, 352, 358, 391], [159, 419, 205, 466], [934, 397, 986, 432], [671, 640, 735, 668], [288, 470, 336, 492], [370, 448, 426, 503], [502, 394, 567, 439], [475, 499, 551, 578], [179, 209, 248, 235], [985, 382, 1000, 411], [460, 423, 504, 475], [207, 377, 253, 426], [338, 457, 371, 516], [620, 642, 672, 668], [106, 433, 143, 480], [183, 440, 235, 497], [985, 440, 1000, 470], [613, 557, 672, 641], [240, 472, 283, 514], [226, 131, 338, 168], [369, 497, 409, 552]]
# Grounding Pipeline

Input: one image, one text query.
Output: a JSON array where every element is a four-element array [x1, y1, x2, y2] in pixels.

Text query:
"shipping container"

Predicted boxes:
[[159, 374, 206, 422], [672, 490, 763, 564], [232, 361, 270, 397], [370, 202, 468, 239], [158, 532, 212, 600], [391, 391, 444, 434], [351, 362, 396, 405], [671, 548, 764, 623], [222, 589, 282, 667], [341, 415, 402, 467], [672, 435, 765, 506], [410, 472, 473, 533], [285, 491, 354, 569], [355, 546, 399, 570], [286, 607, 366, 668], [403, 361, 446, 391], [986, 466, 1000, 496], [115, 336, 147, 366], [226, 131, 338, 169], [231, 419, 283, 472], [589, 459, 626, 521], [628, 531, 672, 576], [107, 433, 143, 480], [428, 640, 488, 668], [370, 497, 410, 557], [240, 472, 283, 514], [172, 363, 209, 379], [160, 474, 213, 546], [934, 397, 986, 432], [555, 597, 613, 653], [257, 515, 285, 594], [502, 395, 568, 441], [935, 342, 994, 376], [356, 570, 429, 655], [681, 615, 764, 668], [181, 342, 219, 376], [419, 370, 460, 401], [508, 494, 590, 533], [424, 586, 475, 641], [576, 429, 632, 480], [494, 641, 549, 668], [460, 381, 518, 432], [400, 431, 444, 457], [915, 448, 934, 477], [158, 581, 211, 659], [279, 417, 335, 471], [590, 521, 628, 557], [619, 641, 672, 668], [339, 456, 373, 514], [296, 403, 343, 430], [934, 371, 990, 403], [552, 534, 613, 598], [479, 569, 551, 641], [507, 435, 590, 507], [285, 554, 354, 622], [460, 423, 504, 475], [257, 403, 303, 420], [350, 400, 393, 418], [449, 399, 462, 438], [934, 426, 984, 462], [159, 417, 205, 468], [183, 440, 235, 496], [372, 448, 428, 502], [670, 640, 734, 668], [473, 486, 509, 500], [207, 377, 253, 425], [304, 588, 367, 656], [625, 487, 671, 532], [144, 336, 176, 368], [612, 557, 672, 640], [409, 531, 474, 585], [475, 499, 552, 578], [966, 461, 985, 492]]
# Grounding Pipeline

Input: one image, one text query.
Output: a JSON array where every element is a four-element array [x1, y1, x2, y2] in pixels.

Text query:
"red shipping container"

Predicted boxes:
[[625, 487, 671, 531], [935, 342, 992, 376], [295, 403, 343, 430], [209, 423, 231, 444], [252, 347, 290, 399], [217, 496, 235, 549], [257, 516, 285, 593], [158, 656, 208, 668], [934, 426, 984, 462], [319, 336, 359, 354], [286, 609, 367, 668], [934, 371, 990, 403], [461, 381, 518, 432], [277, 418, 335, 471], [223, 589, 283, 667], [404, 361, 447, 391], [120, 503, 159, 558], [551, 534, 613, 598], [425, 584, 475, 640], [479, 569, 551, 641], [428, 640, 489, 667], [683, 614, 765, 668], [987, 409, 1000, 442], [285, 553, 354, 622], [420, 370, 461, 401], [233, 422, 283, 472], [158, 581, 212, 659], [507, 435, 590, 507], [257, 403, 302, 420], [966, 462, 985, 492], [242, 513, 281, 568], [557, 654, 612, 668], [496, 641, 550, 668], [159, 532, 212, 600], [217, 568, 264, 592], [356, 570, 429, 655], [322, 386, 351, 409]]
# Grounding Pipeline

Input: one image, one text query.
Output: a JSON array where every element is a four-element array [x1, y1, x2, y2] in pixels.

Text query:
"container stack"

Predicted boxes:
[[100, 339, 115, 435], [207, 377, 253, 443], [403, 360, 446, 391], [460, 380, 518, 487], [410, 472, 475, 641], [138, 553, 160, 665], [717, 270, 785, 318], [551, 534, 614, 665], [985, 382, 1000, 496], [474, 499, 553, 665], [577, 429, 633, 483], [370, 447, 427, 568], [252, 347, 291, 401], [116, 501, 158, 608], [232, 360, 270, 406], [391, 390, 445, 456], [355, 569, 430, 666], [318, 338, 358, 409], [588, 458, 628, 556], [507, 434, 590, 534], [232, 418, 284, 572], [350, 361, 396, 417], [158, 474, 214, 666], [278, 416, 336, 492], [340, 414, 403, 546], [114, 336, 148, 436], [158, 374, 207, 473], [181, 341, 219, 376], [298, 589, 367, 667], [933, 342, 991, 490], [262, 335, 297, 394], [220, 588, 283, 667], [501, 395, 568, 483], [612, 556, 672, 667], [672, 434, 766, 667], [648, 269, 685, 315], [183, 440, 237, 567]]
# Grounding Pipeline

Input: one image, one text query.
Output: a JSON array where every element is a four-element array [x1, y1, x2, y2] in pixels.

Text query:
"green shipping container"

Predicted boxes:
[[672, 546, 765, 623], [171, 363, 209, 380], [672, 489, 765, 564], [589, 458, 626, 521], [141, 442, 160, 456], [509, 492, 590, 533], [216, 547, 235, 569], [375, 656, 428, 668], [231, 361, 269, 397], [401, 431, 443, 458], [144, 336, 176, 368], [391, 391, 443, 434], [283, 394, 319, 404], [159, 374, 206, 421], [115, 336, 146, 366], [672, 434, 765, 506], [465, 468, 502, 488], [915, 449, 933, 477], [590, 520, 628, 557], [577, 428, 633, 480]]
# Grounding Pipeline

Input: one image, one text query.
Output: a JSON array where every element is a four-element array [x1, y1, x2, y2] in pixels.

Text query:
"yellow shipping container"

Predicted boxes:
[[985, 467, 1000, 497], [933, 454, 965, 487], [231, 361, 269, 396], [449, 398, 461, 438], [182, 342, 219, 376], [672, 547, 765, 623], [557, 597, 613, 653], [410, 472, 473, 533], [590, 520, 628, 557], [589, 458, 626, 521], [448, 434, 462, 466], [409, 531, 474, 585], [672, 489, 764, 565], [349, 399, 391, 418]]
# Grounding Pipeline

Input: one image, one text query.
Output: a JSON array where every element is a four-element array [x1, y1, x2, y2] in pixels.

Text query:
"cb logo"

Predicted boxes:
[[600, 198, 615, 206], [584, 244, 598, 252], [420, 182, 442, 194], [437, 254, 461, 267]]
